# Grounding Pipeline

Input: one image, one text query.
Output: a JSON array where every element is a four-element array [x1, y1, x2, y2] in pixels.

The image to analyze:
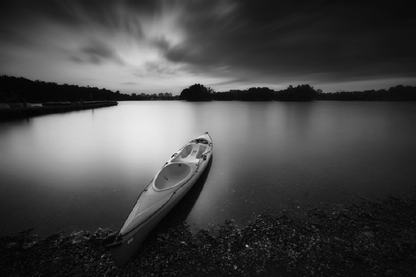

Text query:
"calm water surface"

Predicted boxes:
[[1, 101, 416, 236]]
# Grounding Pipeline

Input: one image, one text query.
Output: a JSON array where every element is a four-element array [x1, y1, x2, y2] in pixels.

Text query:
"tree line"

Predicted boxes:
[[0, 75, 132, 103], [0, 75, 178, 103], [180, 84, 416, 101], [180, 84, 318, 101], [2, 75, 415, 103], [315, 85, 416, 101]]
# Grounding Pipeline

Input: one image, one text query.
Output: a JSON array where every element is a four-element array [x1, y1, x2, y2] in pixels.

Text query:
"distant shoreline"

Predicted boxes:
[[2, 75, 416, 103], [0, 101, 118, 120]]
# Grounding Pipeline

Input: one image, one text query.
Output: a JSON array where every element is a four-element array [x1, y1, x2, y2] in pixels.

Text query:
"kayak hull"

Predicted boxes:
[[107, 132, 213, 266]]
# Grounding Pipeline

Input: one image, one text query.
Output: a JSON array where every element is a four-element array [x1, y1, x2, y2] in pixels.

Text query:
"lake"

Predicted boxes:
[[1, 101, 416, 236]]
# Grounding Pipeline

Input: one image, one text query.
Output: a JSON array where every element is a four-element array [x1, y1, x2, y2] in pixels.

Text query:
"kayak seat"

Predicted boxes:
[[171, 144, 207, 163], [196, 146, 207, 158], [155, 163, 192, 190], [180, 144, 193, 158], [182, 144, 205, 163]]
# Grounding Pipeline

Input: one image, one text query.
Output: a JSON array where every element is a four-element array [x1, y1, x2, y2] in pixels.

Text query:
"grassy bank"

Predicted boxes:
[[1, 196, 415, 276]]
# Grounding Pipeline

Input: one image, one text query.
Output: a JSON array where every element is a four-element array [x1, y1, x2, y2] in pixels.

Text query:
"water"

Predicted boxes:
[[1, 101, 416, 236]]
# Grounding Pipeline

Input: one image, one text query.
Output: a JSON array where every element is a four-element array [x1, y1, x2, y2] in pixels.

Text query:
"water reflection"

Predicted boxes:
[[1, 101, 416, 236]]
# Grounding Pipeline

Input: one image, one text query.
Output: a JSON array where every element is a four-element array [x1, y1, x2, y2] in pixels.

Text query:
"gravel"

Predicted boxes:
[[1, 196, 415, 276]]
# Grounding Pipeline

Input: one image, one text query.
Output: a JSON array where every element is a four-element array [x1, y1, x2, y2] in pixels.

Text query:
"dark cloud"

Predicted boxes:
[[164, 0, 416, 83], [152, 37, 171, 52], [74, 40, 124, 65], [0, 0, 153, 40], [0, 27, 35, 48]]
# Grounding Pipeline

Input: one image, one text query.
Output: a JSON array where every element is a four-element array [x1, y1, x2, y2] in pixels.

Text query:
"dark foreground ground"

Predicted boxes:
[[1, 196, 415, 277]]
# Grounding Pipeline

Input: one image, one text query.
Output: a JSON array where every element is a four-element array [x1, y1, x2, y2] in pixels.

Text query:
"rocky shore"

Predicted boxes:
[[1, 196, 415, 276]]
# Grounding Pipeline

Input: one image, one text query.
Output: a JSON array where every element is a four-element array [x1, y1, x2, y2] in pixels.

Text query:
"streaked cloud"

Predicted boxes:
[[0, 0, 415, 94], [72, 40, 125, 65]]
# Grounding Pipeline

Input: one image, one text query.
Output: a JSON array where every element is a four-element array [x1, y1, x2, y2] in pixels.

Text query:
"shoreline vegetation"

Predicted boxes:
[[0, 101, 118, 120], [1, 195, 415, 276], [1, 75, 416, 104]]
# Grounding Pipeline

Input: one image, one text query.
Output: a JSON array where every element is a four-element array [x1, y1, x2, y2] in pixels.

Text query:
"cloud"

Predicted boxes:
[[151, 37, 171, 52], [70, 40, 124, 65], [13, 0, 147, 38], [161, 0, 416, 84], [122, 81, 140, 85], [0, 0, 415, 94], [206, 77, 250, 87]]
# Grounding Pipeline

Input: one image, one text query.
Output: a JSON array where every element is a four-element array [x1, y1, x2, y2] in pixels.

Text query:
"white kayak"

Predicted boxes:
[[106, 132, 213, 266]]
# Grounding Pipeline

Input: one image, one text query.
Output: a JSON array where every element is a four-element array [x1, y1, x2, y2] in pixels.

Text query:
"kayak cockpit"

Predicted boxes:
[[182, 144, 207, 159], [154, 163, 192, 190], [171, 143, 207, 163]]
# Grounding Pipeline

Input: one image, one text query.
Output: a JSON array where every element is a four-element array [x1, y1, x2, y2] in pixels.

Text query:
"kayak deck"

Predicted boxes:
[[107, 132, 213, 266]]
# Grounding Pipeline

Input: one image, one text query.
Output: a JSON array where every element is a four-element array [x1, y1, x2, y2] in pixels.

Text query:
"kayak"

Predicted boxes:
[[106, 132, 213, 266]]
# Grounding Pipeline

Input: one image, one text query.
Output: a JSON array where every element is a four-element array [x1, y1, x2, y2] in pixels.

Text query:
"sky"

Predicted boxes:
[[1, 0, 415, 95]]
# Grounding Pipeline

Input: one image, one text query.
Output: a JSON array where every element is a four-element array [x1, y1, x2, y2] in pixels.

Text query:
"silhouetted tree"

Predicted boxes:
[[275, 84, 316, 101], [239, 87, 274, 101], [0, 75, 132, 102], [180, 84, 212, 101]]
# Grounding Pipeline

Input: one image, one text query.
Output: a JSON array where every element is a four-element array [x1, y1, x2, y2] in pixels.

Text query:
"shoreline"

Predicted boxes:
[[1, 196, 415, 276], [0, 101, 118, 120]]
